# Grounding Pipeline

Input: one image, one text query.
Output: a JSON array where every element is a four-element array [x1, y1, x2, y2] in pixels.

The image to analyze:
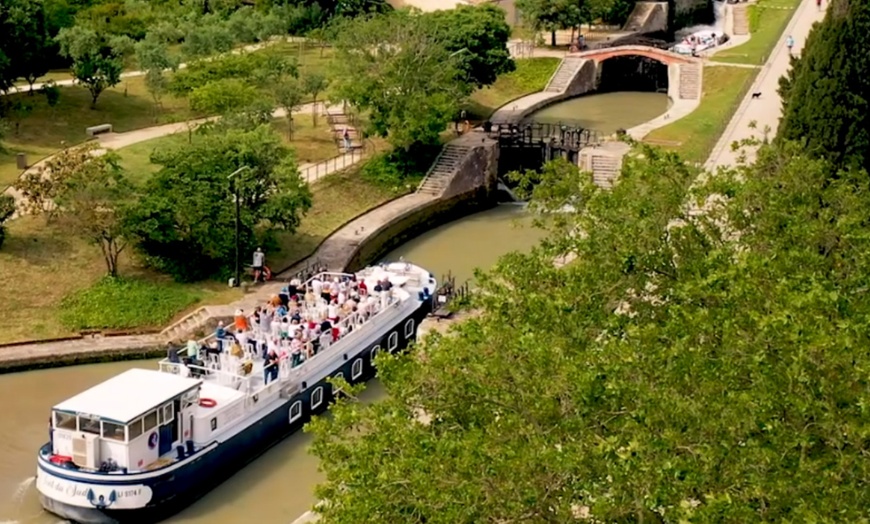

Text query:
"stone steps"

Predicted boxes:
[[545, 57, 585, 93], [417, 145, 472, 196], [733, 4, 749, 36], [591, 155, 620, 188], [678, 63, 701, 100]]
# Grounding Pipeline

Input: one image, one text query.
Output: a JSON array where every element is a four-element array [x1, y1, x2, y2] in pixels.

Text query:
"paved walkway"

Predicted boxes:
[[706, 0, 825, 169], [3, 101, 367, 206]]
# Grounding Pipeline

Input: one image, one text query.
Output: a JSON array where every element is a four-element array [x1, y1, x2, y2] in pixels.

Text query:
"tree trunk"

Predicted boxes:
[[287, 116, 293, 140], [90, 88, 100, 109], [551, 30, 556, 47], [312, 96, 318, 126]]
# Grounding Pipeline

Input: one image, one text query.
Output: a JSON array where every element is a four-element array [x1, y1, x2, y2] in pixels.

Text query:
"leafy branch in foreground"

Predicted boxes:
[[308, 142, 870, 522]]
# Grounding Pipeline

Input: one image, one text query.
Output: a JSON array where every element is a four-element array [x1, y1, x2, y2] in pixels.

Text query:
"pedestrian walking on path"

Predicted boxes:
[[786, 35, 795, 55]]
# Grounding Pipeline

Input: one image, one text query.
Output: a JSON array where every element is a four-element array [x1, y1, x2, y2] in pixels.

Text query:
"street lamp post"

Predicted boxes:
[[227, 166, 251, 287]]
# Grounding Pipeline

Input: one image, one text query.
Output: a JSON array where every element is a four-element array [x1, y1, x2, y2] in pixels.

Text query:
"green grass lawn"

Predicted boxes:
[[644, 65, 755, 163], [116, 114, 340, 185], [0, 214, 243, 344], [0, 75, 197, 188], [714, 0, 801, 65], [464, 57, 561, 120]]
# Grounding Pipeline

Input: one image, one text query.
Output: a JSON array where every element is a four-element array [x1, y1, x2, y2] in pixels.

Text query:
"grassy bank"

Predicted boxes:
[[270, 165, 406, 272], [0, 214, 242, 344], [644, 65, 755, 163], [464, 57, 561, 120], [0, 158, 399, 344], [714, 0, 801, 65]]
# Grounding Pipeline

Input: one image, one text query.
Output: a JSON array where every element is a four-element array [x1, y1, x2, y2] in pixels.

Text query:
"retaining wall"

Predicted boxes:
[[346, 135, 500, 271]]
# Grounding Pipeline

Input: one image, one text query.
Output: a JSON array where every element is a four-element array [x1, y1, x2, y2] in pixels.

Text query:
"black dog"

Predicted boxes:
[[751, 92, 762, 99]]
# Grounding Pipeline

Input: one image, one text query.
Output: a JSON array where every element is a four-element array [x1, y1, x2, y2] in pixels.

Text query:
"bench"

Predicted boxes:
[[85, 124, 113, 137]]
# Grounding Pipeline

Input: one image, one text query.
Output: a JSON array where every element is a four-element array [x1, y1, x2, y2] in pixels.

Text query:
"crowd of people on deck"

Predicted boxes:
[[169, 271, 397, 384]]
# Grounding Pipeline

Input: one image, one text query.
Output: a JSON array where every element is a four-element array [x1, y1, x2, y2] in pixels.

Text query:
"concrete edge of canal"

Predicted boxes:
[[0, 345, 164, 375]]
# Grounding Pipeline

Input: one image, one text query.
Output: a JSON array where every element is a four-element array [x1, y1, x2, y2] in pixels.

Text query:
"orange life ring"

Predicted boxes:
[[199, 398, 217, 408]]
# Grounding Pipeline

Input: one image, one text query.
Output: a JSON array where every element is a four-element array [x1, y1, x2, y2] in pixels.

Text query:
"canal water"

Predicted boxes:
[[528, 92, 671, 135], [0, 204, 545, 523]]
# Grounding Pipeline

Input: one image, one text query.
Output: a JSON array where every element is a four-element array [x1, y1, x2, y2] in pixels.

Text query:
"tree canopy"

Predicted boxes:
[[309, 139, 870, 521], [778, 0, 870, 172], [426, 4, 515, 88], [125, 125, 312, 281], [329, 6, 512, 150]]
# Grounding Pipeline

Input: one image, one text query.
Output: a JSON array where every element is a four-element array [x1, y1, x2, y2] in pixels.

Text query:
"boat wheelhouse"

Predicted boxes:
[[37, 262, 437, 524]]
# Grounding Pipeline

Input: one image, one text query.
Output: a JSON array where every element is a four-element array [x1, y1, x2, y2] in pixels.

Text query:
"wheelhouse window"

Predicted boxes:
[[143, 410, 158, 432], [404, 319, 415, 338], [78, 415, 100, 435], [101, 421, 126, 442], [352, 358, 363, 380], [128, 418, 144, 440], [371, 345, 380, 363], [388, 332, 398, 351], [161, 403, 174, 425], [54, 411, 77, 430]]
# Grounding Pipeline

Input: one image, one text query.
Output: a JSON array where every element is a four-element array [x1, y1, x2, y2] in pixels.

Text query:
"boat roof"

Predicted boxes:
[[53, 368, 202, 424]]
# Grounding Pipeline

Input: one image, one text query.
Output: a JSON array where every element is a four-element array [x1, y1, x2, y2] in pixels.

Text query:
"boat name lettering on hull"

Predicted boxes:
[[37, 472, 153, 509]]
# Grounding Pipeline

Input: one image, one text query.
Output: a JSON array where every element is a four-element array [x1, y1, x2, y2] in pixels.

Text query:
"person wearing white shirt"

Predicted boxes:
[[311, 277, 323, 300]]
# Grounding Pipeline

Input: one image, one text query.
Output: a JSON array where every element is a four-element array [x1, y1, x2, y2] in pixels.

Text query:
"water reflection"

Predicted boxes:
[[529, 92, 671, 135]]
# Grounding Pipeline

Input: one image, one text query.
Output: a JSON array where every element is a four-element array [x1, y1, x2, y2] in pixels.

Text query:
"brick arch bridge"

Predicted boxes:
[[560, 45, 703, 102], [568, 45, 700, 66]]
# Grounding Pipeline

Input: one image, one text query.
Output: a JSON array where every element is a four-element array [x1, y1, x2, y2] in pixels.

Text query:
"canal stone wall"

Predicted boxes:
[[345, 134, 500, 272]]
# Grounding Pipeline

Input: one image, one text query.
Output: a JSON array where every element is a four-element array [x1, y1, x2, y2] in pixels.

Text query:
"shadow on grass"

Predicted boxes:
[[1, 222, 75, 267]]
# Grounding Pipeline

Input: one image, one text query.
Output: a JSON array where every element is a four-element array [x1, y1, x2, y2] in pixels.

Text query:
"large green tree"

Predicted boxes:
[[309, 141, 870, 522], [778, 0, 870, 172], [330, 11, 466, 150], [126, 125, 312, 281], [426, 4, 514, 89], [54, 145, 135, 277], [56, 25, 129, 108], [0, 0, 52, 92]]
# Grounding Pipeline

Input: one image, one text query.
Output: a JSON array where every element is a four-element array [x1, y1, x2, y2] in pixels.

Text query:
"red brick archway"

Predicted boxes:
[[569, 45, 699, 66]]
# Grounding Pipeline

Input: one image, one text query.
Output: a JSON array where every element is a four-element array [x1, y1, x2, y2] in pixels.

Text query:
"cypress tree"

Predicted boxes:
[[778, 0, 870, 172]]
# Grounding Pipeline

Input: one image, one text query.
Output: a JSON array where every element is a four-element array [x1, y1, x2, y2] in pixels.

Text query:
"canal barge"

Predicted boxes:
[[36, 262, 436, 523]]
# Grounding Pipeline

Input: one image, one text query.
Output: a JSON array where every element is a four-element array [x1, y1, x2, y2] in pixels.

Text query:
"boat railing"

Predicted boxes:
[[302, 271, 355, 288], [159, 359, 255, 391]]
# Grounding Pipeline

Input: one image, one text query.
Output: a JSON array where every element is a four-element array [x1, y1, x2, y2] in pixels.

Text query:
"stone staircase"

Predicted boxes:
[[161, 306, 231, 343], [325, 106, 363, 152], [678, 63, 701, 100], [732, 4, 749, 35], [545, 57, 585, 93], [591, 155, 621, 188], [416, 144, 472, 196]]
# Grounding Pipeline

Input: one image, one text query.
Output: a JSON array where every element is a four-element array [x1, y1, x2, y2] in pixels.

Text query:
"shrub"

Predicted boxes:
[[59, 277, 203, 331], [360, 146, 440, 189]]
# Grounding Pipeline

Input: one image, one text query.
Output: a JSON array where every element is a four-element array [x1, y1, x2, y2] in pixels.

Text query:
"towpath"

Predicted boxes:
[[706, 0, 826, 169]]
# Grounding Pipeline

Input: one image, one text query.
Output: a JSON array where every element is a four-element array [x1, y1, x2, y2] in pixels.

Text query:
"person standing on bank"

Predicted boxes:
[[253, 247, 265, 283]]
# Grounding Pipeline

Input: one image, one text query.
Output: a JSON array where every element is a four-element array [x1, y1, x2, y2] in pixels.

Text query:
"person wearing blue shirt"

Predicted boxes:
[[215, 321, 227, 351]]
